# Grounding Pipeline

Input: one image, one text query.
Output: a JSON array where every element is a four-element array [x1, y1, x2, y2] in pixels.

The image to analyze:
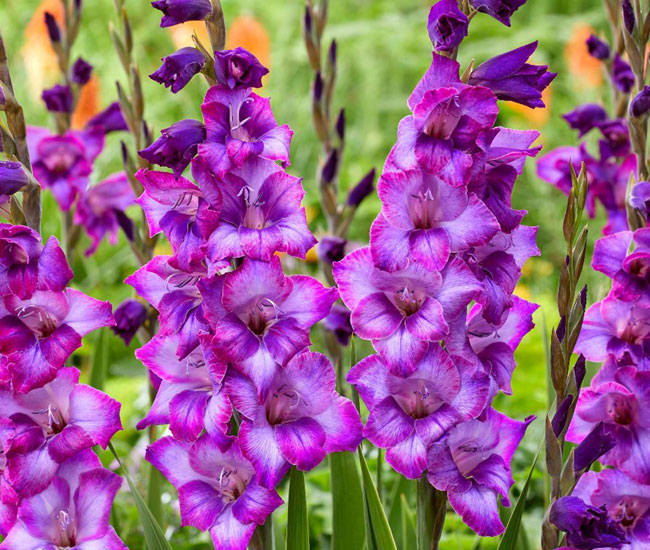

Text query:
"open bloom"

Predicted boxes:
[[334, 247, 480, 373], [199, 86, 292, 175], [214, 48, 269, 90], [371, 168, 499, 271], [74, 172, 135, 255], [196, 156, 315, 264], [0, 368, 121, 496], [563, 104, 608, 137], [0, 450, 126, 550], [147, 434, 283, 550], [567, 366, 650, 483], [469, 0, 527, 26], [136, 333, 231, 441], [200, 257, 337, 395], [427, 408, 534, 536], [348, 346, 489, 479], [227, 352, 362, 488]]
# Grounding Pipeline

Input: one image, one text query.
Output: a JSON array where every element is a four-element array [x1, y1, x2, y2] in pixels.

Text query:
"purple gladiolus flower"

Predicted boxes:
[[333, 247, 480, 373], [0, 162, 29, 197], [631, 86, 650, 117], [427, 408, 534, 536], [152, 0, 212, 27], [549, 496, 628, 550], [573, 422, 617, 472], [427, 0, 468, 52], [199, 257, 338, 395], [370, 168, 499, 271], [598, 119, 630, 159], [150, 47, 205, 93], [568, 366, 650, 482], [71, 57, 93, 85], [74, 172, 135, 255], [317, 236, 347, 264], [140, 119, 206, 178], [196, 156, 316, 264], [468, 42, 556, 108], [227, 352, 362, 488], [469, 0, 526, 26], [147, 434, 283, 550], [586, 35, 610, 60], [322, 304, 353, 346], [42, 84, 73, 113], [613, 55, 634, 94], [0, 368, 121, 496], [563, 104, 608, 137], [137, 333, 232, 441], [630, 181, 650, 223], [0, 450, 127, 550], [85, 102, 128, 134], [572, 469, 650, 547], [349, 346, 489, 479], [198, 86, 293, 175], [112, 299, 147, 345], [214, 48, 269, 90]]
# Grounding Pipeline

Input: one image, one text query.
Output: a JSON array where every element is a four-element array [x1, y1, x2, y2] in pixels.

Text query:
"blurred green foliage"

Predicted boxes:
[[0, 0, 616, 547]]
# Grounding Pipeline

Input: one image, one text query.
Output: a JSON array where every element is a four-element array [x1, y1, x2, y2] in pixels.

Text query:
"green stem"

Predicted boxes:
[[416, 475, 446, 550], [250, 516, 275, 550]]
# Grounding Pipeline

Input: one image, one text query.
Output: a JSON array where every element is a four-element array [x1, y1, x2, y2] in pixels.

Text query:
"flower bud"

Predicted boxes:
[[42, 84, 73, 113], [586, 34, 610, 60], [150, 47, 205, 93], [612, 54, 634, 93], [151, 0, 212, 28], [71, 57, 93, 85], [323, 304, 353, 346], [622, 0, 635, 33], [427, 0, 468, 52], [44, 12, 61, 43], [573, 422, 617, 472], [321, 149, 339, 184], [346, 168, 376, 207], [630, 86, 650, 118], [0, 161, 30, 196], [214, 48, 269, 90], [86, 102, 128, 134], [551, 394, 572, 437], [112, 299, 148, 345], [318, 236, 347, 264], [335, 109, 345, 141], [313, 72, 324, 103]]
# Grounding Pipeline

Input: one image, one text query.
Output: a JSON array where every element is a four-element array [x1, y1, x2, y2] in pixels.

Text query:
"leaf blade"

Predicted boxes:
[[286, 467, 309, 550], [330, 451, 366, 550]]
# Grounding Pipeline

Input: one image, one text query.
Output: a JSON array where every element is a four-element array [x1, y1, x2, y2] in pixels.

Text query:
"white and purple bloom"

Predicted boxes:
[[150, 47, 206, 94], [334, 247, 480, 373], [214, 48, 269, 90], [567, 367, 650, 483], [0, 368, 121, 496], [200, 257, 338, 395], [426, 408, 534, 536], [136, 333, 232, 441], [74, 172, 135, 255], [198, 86, 293, 175], [0, 450, 126, 550], [152, 0, 212, 27], [371, 168, 499, 271], [469, 0, 527, 26], [468, 42, 556, 109], [227, 351, 362, 488], [147, 434, 283, 550], [427, 0, 468, 52], [196, 156, 315, 264], [348, 346, 489, 479]]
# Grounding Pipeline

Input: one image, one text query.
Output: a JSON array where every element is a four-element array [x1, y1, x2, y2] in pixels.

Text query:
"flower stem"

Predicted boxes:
[[416, 474, 446, 550]]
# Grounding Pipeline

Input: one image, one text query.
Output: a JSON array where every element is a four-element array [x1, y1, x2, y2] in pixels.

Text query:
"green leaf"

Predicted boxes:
[[89, 327, 109, 390], [330, 452, 365, 550], [286, 467, 309, 550], [497, 441, 542, 550], [400, 494, 416, 550], [358, 448, 397, 550], [108, 443, 173, 550]]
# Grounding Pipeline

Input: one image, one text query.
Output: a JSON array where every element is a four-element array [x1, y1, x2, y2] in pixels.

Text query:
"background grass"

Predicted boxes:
[[0, 0, 617, 547]]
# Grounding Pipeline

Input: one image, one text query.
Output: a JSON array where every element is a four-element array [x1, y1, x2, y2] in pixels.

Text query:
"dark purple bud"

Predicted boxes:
[[579, 285, 587, 309], [573, 354, 586, 390], [114, 209, 135, 242], [44, 12, 61, 43], [586, 34, 610, 60], [74, 0, 82, 13], [321, 149, 339, 184], [612, 54, 634, 94], [622, 0, 635, 33], [150, 47, 205, 93], [563, 104, 607, 136], [0, 87, 4, 107], [86, 102, 128, 134], [323, 304, 353, 346], [313, 72, 324, 102], [71, 57, 93, 85], [551, 394, 573, 437], [328, 40, 337, 66], [597, 119, 630, 159], [336, 109, 345, 141], [112, 299, 148, 345], [317, 236, 347, 265], [631, 86, 650, 117], [347, 168, 376, 208], [42, 84, 73, 113], [214, 47, 269, 90], [139, 119, 206, 178], [550, 496, 628, 550], [574, 422, 617, 472], [468, 0, 527, 27], [0, 161, 30, 196], [556, 316, 566, 343], [120, 141, 129, 166], [303, 6, 313, 35], [468, 42, 556, 109], [427, 0, 468, 52], [151, 0, 212, 27]]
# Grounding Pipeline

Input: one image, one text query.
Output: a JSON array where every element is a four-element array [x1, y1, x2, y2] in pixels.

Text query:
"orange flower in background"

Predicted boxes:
[[565, 23, 603, 90], [508, 85, 553, 128], [22, 0, 64, 100], [71, 75, 100, 129], [168, 20, 210, 49], [226, 15, 271, 70]]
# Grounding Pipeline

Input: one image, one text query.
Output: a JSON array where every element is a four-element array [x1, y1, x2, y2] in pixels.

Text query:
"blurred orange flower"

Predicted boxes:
[[168, 20, 210, 49], [71, 75, 100, 129], [226, 15, 271, 70], [565, 23, 603, 90], [508, 86, 553, 128]]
